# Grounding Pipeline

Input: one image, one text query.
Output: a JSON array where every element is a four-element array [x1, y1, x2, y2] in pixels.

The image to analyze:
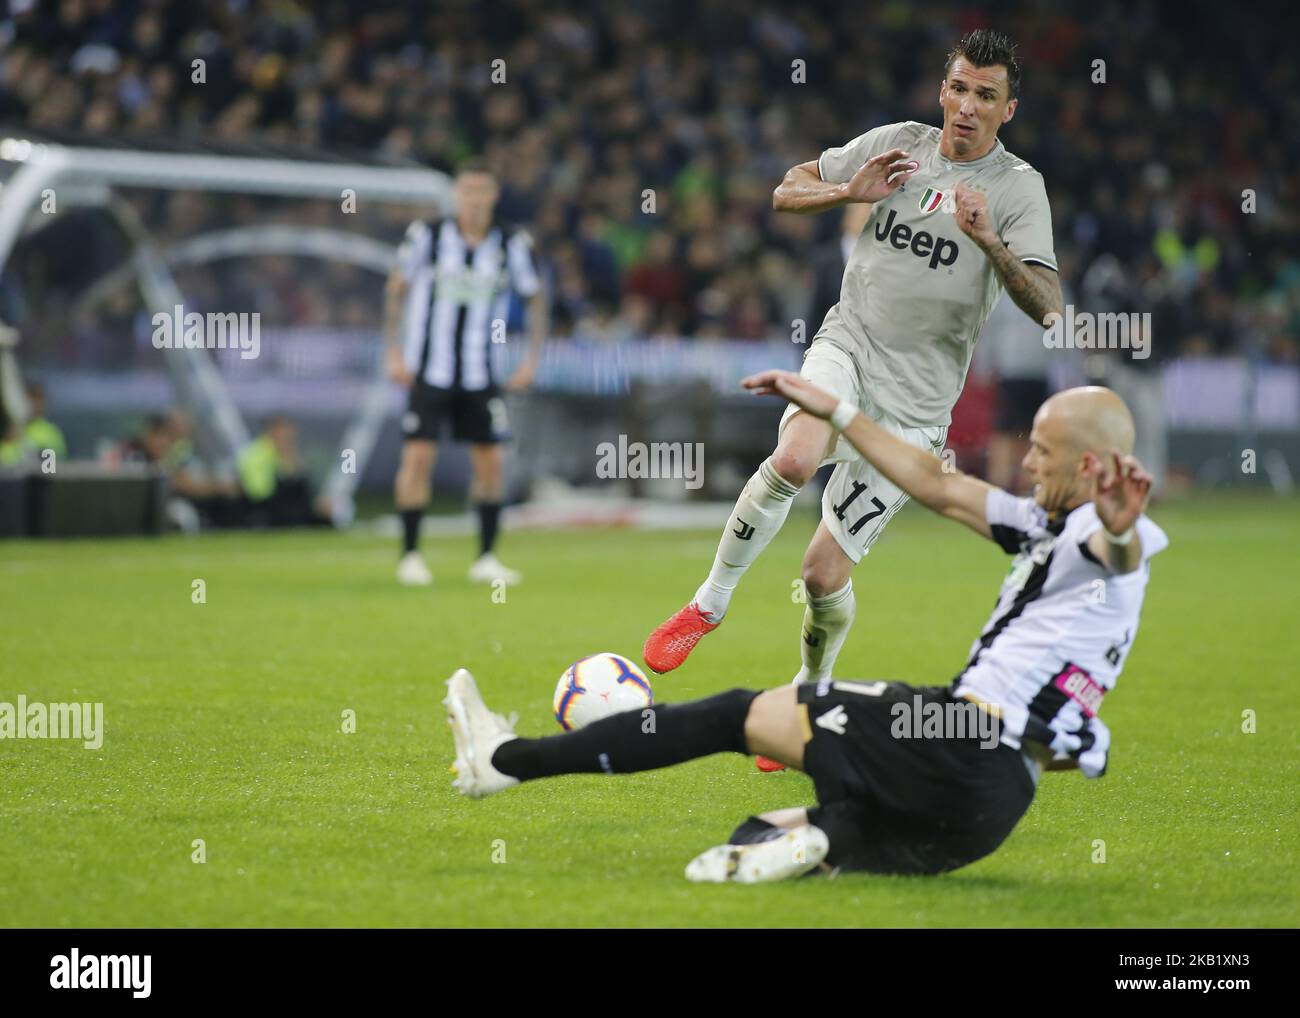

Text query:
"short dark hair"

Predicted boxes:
[[945, 29, 1020, 99]]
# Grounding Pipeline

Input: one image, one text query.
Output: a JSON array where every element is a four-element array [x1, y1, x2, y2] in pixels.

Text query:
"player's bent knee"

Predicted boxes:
[[802, 555, 852, 599], [769, 443, 820, 488], [744, 685, 804, 766]]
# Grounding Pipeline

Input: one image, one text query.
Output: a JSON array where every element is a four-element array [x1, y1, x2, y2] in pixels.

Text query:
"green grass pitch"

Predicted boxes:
[[1, 494, 1296, 927]]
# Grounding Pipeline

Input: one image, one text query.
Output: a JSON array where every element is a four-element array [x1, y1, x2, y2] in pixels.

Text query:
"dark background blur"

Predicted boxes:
[[3, 0, 1296, 357], [0, 0, 1296, 525]]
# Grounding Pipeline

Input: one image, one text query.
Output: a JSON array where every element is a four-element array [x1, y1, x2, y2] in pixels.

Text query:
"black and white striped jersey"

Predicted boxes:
[[951, 488, 1169, 778], [396, 217, 541, 391]]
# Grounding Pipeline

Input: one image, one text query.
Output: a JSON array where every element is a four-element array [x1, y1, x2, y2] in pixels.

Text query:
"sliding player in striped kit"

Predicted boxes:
[[385, 159, 547, 587], [643, 31, 1065, 771], [444, 379, 1167, 882]]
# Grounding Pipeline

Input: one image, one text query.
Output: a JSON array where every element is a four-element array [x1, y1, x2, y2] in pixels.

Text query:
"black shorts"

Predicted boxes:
[[996, 378, 1049, 436], [403, 381, 510, 444], [798, 680, 1036, 875]]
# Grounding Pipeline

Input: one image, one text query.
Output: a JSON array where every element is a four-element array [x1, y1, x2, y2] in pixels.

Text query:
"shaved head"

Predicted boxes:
[[1037, 386, 1135, 458], [1023, 387, 1136, 511]]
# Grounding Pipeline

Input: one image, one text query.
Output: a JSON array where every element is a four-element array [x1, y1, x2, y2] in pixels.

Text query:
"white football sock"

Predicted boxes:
[[694, 458, 800, 621], [793, 580, 855, 683]]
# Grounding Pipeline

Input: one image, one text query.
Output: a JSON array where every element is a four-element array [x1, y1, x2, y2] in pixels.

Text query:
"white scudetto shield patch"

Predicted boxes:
[[918, 187, 946, 214]]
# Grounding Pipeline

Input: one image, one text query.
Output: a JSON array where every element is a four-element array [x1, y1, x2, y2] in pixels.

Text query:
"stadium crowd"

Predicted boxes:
[[1, 0, 1296, 369]]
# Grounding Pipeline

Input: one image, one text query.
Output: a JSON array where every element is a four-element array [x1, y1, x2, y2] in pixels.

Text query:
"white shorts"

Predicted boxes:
[[778, 342, 948, 564]]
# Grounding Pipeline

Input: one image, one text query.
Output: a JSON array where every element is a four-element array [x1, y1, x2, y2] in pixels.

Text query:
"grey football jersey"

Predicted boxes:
[[816, 121, 1057, 427]]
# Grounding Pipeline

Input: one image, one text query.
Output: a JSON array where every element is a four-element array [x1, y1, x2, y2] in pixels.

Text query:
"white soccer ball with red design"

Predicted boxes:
[[553, 652, 654, 731]]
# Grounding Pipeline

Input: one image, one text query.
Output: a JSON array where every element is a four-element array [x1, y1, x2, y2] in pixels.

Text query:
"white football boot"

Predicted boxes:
[[443, 668, 520, 799], [684, 824, 829, 883], [397, 551, 433, 586], [467, 553, 522, 585]]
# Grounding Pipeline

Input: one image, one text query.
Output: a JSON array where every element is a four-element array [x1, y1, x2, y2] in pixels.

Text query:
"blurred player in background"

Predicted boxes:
[[385, 159, 548, 587], [644, 31, 1065, 774], [980, 292, 1053, 490]]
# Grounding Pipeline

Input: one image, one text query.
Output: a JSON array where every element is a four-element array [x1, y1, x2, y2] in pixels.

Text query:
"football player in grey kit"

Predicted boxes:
[[644, 31, 1066, 766]]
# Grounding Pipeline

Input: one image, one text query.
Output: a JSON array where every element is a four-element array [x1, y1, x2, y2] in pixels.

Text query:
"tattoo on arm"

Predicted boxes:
[[984, 243, 1062, 327]]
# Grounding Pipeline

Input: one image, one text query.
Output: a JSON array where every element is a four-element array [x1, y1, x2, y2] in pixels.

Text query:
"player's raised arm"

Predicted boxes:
[[952, 180, 1064, 327], [1082, 450, 1150, 574], [742, 370, 994, 539], [772, 149, 919, 214]]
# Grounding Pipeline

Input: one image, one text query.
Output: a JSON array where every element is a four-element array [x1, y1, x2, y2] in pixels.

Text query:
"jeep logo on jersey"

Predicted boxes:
[[873, 209, 959, 269]]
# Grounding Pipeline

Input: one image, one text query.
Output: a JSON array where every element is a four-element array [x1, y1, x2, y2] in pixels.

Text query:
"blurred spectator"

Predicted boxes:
[[0, 379, 64, 465], [20, 382, 66, 459], [0, 1, 1294, 364], [163, 410, 243, 528], [238, 416, 331, 527], [0, 418, 20, 467], [1081, 255, 1170, 495], [120, 414, 170, 466], [624, 230, 687, 329]]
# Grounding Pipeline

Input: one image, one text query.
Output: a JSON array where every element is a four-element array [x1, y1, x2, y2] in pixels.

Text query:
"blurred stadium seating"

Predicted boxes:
[[0, 0, 1296, 532]]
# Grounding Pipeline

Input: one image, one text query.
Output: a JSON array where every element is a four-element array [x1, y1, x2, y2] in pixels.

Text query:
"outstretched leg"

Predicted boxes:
[[493, 686, 762, 781], [444, 672, 810, 798], [444, 672, 832, 882], [643, 411, 832, 673]]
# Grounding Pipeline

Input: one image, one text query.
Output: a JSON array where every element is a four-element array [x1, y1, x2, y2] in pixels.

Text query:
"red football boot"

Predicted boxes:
[[755, 756, 787, 772], [643, 601, 721, 674]]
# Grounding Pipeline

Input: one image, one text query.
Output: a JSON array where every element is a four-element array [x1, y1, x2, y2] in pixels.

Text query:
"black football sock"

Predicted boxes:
[[401, 509, 423, 554], [476, 502, 502, 557], [491, 688, 758, 781], [728, 816, 785, 845]]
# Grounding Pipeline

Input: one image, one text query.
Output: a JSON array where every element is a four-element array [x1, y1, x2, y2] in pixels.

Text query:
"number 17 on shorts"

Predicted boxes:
[[821, 421, 946, 563]]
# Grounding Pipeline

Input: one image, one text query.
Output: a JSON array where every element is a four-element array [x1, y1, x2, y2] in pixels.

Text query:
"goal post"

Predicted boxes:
[[0, 130, 452, 523]]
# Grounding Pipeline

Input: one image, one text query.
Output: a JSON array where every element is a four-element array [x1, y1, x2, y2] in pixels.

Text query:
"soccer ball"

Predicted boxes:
[[553, 652, 654, 731]]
